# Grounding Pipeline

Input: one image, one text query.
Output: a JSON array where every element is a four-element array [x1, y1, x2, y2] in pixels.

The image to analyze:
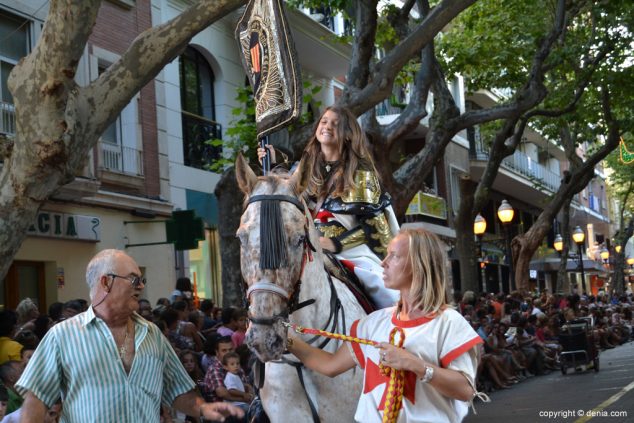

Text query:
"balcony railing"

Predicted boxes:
[[182, 111, 222, 170], [472, 145, 561, 193], [1, 101, 16, 135], [376, 97, 407, 117], [99, 142, 144, 176]]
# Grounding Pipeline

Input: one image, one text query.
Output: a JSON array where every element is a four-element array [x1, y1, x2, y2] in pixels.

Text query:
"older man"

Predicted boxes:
[[16, 249, 242, 422]]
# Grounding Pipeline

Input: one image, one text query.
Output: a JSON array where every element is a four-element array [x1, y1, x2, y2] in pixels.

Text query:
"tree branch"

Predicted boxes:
[[401, 0, 417, 19], [8, 0, 100, 99], [527, 42, 613, 119], [343, 0, 477, 115], [559, 124, 582, 168], [532, 88, 620, 233], [454, 0, 569, 131], [383, 43, 434, 149], [346, 0, 379, 91], [83, 0, 247, 141]]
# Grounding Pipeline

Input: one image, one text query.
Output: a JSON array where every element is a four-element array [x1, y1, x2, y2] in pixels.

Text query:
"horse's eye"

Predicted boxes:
[[297, 235, 306, 247]]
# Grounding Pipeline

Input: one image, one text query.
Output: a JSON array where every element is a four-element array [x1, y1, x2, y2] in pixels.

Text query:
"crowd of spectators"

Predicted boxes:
[[0, 298, 86, 422], [3, 281, 634, 422], [455, 289, 634, 394]]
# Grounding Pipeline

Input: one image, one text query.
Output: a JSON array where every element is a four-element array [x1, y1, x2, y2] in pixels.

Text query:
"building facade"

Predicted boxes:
[[1, 0, 175, 311]]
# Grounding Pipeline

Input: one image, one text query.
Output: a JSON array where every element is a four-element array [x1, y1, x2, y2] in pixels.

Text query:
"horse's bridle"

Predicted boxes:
[[244, 193, 345, 423], [245, 194, 316, 326]]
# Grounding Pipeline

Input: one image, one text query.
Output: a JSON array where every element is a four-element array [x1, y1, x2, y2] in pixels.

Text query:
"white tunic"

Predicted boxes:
[[347, 307, 482, 423], [329, 205, 401, 309]]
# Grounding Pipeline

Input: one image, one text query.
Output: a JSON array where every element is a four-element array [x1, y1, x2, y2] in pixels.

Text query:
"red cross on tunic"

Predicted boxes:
[[363, 358, 417, 411], [315, 210, 334, 223]]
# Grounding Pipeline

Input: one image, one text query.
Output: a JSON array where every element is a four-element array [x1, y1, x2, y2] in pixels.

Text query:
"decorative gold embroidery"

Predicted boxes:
[[318, 224, 346, 239], [341, 170, 381, 204], [339, 228, 366, 250], [367, 213, 392, 255]]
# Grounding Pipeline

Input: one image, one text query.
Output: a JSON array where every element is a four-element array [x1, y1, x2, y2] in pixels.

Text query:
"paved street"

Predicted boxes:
[[465, 341, 634, 423]]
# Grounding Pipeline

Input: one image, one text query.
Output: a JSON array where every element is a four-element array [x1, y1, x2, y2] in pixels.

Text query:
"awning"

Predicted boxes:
[[529, 253, 609, 274]]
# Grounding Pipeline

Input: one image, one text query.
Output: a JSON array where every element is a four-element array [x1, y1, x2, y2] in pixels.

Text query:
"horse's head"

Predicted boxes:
[[235, 154, 314, 362]]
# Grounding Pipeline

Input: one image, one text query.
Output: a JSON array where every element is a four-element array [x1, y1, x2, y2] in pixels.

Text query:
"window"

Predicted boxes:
[[0, 10, 30, 135], [90, 49, 143, 176], [179, 46, 221, 169], [309, 7, 336, 32]]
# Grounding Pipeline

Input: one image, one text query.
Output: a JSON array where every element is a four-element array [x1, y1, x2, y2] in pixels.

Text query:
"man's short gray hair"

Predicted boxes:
[[85, 249, 121, 299]]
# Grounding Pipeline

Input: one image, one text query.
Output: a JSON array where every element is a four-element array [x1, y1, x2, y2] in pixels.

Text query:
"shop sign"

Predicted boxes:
[[28, 211, 101, 242], [406, 191, 448, 220]]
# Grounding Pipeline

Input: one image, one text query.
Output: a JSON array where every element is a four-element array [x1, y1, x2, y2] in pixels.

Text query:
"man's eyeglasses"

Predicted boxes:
[[107, 273, 147, 288]]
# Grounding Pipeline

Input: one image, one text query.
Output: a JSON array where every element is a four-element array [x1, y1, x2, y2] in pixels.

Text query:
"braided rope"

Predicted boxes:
[[286, 323, 406, 422], [286, 323, 380, 347], [380, 327, 405, 423]]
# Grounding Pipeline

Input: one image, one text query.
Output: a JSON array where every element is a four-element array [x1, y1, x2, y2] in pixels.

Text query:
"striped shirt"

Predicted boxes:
[[16, 307, 195, 422]]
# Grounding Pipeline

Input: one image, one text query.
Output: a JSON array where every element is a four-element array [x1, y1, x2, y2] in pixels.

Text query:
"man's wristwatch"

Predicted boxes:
[[420, 365, 434, 383]]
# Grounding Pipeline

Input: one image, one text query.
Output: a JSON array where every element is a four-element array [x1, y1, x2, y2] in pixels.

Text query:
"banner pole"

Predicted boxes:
[[260, 135, 270, 175]]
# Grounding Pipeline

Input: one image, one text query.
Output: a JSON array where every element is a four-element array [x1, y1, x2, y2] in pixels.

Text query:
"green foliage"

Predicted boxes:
[[293, 79, 322, 127], [206, 86, 257, 173], [605, 134, 634, 214], [439, 0, 555, 92]]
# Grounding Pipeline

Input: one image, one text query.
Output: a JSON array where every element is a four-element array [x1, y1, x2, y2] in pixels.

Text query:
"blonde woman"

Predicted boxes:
[[287, 228, 483, 422]]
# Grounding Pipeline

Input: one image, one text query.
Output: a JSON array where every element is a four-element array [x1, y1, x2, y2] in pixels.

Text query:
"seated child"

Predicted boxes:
[[222, 352, 253, 412]]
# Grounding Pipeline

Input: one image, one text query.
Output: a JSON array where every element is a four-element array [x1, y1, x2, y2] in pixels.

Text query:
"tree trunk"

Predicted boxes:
[[513, 219, 550, 293], [556, 199, 572, 294], [613, 218, 634, 294], [454, 176, 480, 293], [214, 167, 247, 307]]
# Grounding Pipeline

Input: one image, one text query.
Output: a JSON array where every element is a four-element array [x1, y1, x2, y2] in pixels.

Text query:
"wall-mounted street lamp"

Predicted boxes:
[[615, 245, 622, 254], [474, 214, 487, 237], [554, 234, 563, 253], [497, 200, 515, 224], [497, 200, 515, 291], [572, 226, 586, 289], [627, 257, 634, 269]]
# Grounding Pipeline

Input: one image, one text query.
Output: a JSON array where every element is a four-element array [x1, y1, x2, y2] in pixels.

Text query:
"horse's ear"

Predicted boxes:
[[290, 155, 310, 195], [235, 153, 258, 194]]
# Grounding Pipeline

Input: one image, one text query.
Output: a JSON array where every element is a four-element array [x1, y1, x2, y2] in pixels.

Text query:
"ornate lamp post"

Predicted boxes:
[[554, 233, 565, 293], [474, 214, 487, 292], [497, 200, 515, 291], [572, 226, 586, 291]]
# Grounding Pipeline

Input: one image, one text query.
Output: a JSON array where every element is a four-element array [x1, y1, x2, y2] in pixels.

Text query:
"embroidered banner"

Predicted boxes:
[[235, 0, 302, 139]]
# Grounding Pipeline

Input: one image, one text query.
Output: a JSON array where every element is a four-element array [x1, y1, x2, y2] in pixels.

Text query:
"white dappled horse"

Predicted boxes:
[[236, 154, 366, 422]]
